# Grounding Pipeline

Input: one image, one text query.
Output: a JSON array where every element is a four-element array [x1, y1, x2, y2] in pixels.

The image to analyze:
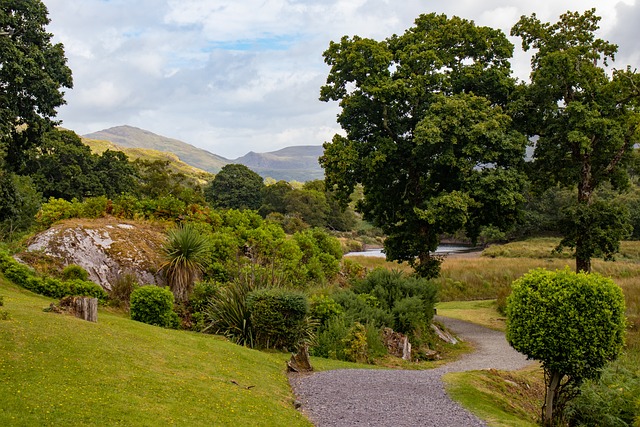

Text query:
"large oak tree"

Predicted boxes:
[[512, 9, 640, 272], [0, 0, 72, 171], [319, 13, 527, 277]]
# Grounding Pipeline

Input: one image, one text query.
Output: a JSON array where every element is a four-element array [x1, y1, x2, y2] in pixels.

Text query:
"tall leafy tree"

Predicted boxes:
[[512, 9, 640, 272], [205, 164, 265, 210], [320, 13, 527, 277], [0, 0, 73, 170], [21, 128, 136, 200]]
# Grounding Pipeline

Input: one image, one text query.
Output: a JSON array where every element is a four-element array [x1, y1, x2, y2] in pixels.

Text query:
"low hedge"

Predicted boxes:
[[0, 252, 107, 301]]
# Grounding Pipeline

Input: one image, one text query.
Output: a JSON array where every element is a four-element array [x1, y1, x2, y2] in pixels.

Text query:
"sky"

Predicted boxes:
[[44, 0, 640, 159]]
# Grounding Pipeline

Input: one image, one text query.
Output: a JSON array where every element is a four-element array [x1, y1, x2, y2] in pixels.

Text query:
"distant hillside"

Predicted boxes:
[[234, 146, 325, 181], [83, 125, 228, 174], [82, 136, 214, 184], [84, 125, 325, 182]]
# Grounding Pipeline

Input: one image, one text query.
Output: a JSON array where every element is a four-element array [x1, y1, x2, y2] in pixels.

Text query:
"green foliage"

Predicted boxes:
[[312, 315, 350, 359], [0, 173, 41, 239], [259, 180, 293, 217], [247, 288, 309, 351], [130, 286, 179, 328], [61, 264, 89, 281], [506, 268, 627, 425], [35, 197, 79, 228], [565, 355, 640, 427], [331, 291, 394, 329], [132, 159, 205, 205], [0, 0, 73, 171], [79, 196, 109, 218], [160, 223, 210, 303], [284, 187, 329, 228], [309, 294, 343, 325], [342, 322, 368, 363], [205, 164, 264, 210], [320, 13, 526, 277], [555, 200, 632, 269], [512, 9, 640, 272], [0, 251, 107, 301], [353, 268, 437, 335], [203, 279, 255, 346], [20, 129, 134, 200], [108, 274, 139, 310]]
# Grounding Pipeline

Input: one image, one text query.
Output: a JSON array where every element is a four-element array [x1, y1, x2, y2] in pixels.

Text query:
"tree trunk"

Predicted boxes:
[[60, 296, 98, 322], [576, 158, 594, 273], [543, 370, 562, 427], [575, 253, 591, 273]]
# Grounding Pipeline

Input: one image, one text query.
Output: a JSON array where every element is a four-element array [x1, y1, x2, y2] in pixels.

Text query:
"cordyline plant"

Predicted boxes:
[[161, 223, 210, 303]]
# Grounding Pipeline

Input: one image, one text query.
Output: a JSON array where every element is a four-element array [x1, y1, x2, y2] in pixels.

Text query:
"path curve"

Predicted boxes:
[[289, 316, 531, 427]]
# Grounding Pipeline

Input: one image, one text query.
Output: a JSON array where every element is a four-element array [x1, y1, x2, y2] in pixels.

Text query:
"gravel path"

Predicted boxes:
[[289, 316, 532, 427]]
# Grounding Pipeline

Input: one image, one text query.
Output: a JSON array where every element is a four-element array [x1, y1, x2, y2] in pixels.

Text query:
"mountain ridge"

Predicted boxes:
[[83, 125, 324, 181]]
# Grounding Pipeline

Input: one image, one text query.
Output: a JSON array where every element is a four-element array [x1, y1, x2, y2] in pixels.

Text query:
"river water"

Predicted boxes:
[[344, 244, 477, 258]]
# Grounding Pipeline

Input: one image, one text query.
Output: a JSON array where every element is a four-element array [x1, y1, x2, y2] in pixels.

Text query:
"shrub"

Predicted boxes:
[[111, 194, 142, 219], [35, 197, 80, 228], [108, 274, 139, 309], [312, 315, 349, 359], [393, 296, 428, 335], [61, 264, 89, 281], [332, 290, 394, 328], [506, 268, 626, 426], [309, 294, 342, 325], [189, 280, 219, 314], [0, 253, 107, 301], [80, 196, 109, 218], [0, 295, 3, 306], [353, 268, 438, 329], [130, 286, 179, 328], [343, 322, 368, 363], [203, 279, 254, 346], [247, 288, 309, 351], [565, 355, 640, 426]]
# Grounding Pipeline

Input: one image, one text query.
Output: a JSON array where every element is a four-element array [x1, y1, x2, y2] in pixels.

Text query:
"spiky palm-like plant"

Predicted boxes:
[[161, 223, 210, 303]]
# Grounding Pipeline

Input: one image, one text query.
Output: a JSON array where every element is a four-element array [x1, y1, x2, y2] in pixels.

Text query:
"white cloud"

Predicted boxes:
[[44, 0, 640, 158]]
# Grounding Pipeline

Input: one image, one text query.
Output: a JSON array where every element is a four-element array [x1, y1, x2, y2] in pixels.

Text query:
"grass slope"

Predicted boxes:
[[0, 279, 310, 426]]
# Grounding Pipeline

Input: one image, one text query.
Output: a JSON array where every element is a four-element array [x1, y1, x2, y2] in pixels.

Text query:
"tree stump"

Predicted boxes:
[[287, 345, 313, 373], [59, 296, 98, 322]]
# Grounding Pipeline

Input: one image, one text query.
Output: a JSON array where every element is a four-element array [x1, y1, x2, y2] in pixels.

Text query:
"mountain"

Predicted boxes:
[[82, 136, 214, 184], [83, 125, 326, 182], [83, 125, 228, 174], [234, 146, 324, 182]]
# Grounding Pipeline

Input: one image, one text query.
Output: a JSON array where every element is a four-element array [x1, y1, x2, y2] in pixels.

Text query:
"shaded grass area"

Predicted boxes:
[[444, 366, 545, 427], [0, 279, 311, 427]]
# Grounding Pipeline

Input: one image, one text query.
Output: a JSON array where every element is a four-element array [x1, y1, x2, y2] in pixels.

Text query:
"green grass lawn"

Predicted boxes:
[[0, 279, 311, 426]]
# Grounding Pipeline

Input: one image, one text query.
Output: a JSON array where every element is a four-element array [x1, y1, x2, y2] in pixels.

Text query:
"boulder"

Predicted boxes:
[[25, 217, 168, 291]]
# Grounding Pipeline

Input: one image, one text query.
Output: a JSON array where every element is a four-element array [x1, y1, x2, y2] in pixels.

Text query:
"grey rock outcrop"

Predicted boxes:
[[25, 217, 168, 290]]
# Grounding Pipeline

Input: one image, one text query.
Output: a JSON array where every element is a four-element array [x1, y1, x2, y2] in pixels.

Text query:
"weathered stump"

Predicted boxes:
[[287, 345, 313, 373], [59, 296, 98, 322]]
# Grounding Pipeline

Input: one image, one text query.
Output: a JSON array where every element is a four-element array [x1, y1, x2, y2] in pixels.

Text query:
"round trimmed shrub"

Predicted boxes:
[[130, 285, 179, 328], [506, 268, 626, 426]]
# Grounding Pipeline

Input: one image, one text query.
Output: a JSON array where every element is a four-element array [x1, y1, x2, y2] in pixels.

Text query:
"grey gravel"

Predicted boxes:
[[289, 316, 533, 427]]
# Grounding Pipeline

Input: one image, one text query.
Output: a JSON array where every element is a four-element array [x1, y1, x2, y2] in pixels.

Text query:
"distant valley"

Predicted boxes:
[[83, 125, 325, 182]]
